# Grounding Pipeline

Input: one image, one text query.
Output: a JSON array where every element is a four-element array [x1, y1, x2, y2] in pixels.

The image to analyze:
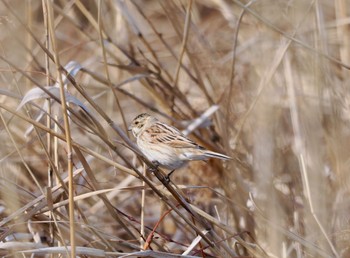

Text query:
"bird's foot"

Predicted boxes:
[[149, 161, 160, 173], [164, 170, 175, 183]]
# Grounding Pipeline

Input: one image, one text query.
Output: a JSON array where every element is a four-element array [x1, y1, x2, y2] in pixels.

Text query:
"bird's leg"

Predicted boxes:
[[149, 161, 174, 184], [165, 170, 175, 183], [149, 160, 160, 173]]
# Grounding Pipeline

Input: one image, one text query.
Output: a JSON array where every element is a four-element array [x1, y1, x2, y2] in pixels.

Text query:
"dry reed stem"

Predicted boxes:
[[45, 1, 76, 256], [1, 1, 349, 257]]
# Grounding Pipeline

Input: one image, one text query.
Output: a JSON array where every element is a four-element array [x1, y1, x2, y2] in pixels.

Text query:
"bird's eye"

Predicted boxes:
[[135, 121, 139, 125]]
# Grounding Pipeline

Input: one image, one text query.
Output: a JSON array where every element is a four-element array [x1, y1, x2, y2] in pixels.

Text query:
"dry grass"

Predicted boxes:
[[0, 0, 349, 257]]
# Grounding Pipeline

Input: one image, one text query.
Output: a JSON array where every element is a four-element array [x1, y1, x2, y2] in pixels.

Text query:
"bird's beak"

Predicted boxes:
[[127, 126, 132, 131]]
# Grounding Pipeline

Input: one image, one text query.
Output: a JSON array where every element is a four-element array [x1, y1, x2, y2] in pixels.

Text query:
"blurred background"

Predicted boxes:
[[0, 0, 349, 257]]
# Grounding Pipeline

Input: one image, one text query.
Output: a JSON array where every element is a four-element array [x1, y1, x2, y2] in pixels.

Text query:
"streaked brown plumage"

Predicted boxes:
[[129, 113, 230, 170]]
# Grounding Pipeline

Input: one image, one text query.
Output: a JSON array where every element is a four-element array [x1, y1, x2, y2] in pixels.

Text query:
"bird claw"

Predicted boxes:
[[148, 161, 160, 173], [152, 160, 161, 167], [148, 161, 174, 184], [165, 170, 175, 183]]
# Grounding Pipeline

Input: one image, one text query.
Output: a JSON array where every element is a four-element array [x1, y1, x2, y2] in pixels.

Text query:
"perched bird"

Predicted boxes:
[[129, 113, 230, 178]]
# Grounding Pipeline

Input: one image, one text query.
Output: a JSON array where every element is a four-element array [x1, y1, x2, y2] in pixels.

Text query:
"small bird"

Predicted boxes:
[[129, 113, 230, 178]]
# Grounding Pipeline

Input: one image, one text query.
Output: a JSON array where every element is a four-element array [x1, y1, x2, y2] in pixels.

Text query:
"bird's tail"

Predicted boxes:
[[203, 150, 231, 160]]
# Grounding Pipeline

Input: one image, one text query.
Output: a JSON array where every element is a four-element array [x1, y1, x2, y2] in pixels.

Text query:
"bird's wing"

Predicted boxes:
[[148, 122, 203, 149]]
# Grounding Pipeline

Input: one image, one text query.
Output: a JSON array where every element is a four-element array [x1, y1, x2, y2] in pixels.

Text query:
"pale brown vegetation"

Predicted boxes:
[[0, 0, 349, 257]]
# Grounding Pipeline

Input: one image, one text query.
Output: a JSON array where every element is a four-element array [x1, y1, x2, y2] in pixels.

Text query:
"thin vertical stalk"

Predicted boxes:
[[45, 1, 76, 256], [97, 0, 128, 132], [140, 165, 146, 249], [172, 0, 192, 89], [41, 0, 55, 249]]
